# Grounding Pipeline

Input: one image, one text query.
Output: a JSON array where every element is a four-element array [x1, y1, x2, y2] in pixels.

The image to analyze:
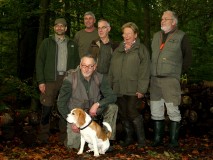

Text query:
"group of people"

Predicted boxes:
[[36, 10, 192, 151]]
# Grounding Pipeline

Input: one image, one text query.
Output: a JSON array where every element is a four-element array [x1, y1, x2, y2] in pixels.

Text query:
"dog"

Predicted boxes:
[[66, 108, 112, 157]]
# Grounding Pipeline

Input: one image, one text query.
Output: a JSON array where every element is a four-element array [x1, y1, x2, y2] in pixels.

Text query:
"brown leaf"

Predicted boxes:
[[192, 149, 199, 155]]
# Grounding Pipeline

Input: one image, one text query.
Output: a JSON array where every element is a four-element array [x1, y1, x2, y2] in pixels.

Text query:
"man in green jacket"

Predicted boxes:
[[36, 18, 79, 145], [57, 54, 118, 150]]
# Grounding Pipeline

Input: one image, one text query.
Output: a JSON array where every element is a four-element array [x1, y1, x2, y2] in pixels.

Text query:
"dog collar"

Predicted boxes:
[[79, 119, 93, 130]]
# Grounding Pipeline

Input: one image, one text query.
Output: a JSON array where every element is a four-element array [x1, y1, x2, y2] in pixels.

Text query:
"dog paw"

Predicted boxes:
[[77, 151, 83, 155], [86, 149, 93, 153], [94, 153, 100, 157]]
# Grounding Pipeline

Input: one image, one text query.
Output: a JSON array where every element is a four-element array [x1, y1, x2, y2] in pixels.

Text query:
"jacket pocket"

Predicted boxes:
[[160, 58, 177, 75]]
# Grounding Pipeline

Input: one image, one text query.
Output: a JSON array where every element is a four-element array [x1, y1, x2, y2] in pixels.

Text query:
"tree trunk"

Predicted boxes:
[[143, 1, 151, 52], [31, 0, 50, 111]]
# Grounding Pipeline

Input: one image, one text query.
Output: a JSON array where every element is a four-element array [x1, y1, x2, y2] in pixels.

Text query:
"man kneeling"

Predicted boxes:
[[57, 54, 118, 150]]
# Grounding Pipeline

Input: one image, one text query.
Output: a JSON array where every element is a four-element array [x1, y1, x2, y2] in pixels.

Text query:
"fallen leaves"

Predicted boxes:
[[0, 133, 212, 160]]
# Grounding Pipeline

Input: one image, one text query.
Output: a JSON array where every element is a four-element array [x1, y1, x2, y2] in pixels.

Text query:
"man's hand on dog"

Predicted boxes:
[[71, 124, 80, 133], [89, 102, 99, 117]]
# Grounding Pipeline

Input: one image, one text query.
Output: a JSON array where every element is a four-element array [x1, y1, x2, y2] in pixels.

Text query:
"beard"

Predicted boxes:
[[55, 30, 66, 36], [161, 25, 172, 33]]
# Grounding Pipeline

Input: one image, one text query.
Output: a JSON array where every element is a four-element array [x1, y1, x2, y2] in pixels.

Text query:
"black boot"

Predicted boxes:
[[152, 120, 164, 147], [58, 116, 67, 145], [169, 121, 180, 148], [120, 121, 134, 147], [132, 116, 146, 148], [37, 105, 52, 144]]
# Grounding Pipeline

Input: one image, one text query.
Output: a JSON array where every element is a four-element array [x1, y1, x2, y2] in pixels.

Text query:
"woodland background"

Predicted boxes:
[[0, 0, 212, 110], [0, 1, 212, 159]]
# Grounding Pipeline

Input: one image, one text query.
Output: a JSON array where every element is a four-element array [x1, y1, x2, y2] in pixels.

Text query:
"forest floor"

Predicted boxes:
[[0, 128, 212, 160]]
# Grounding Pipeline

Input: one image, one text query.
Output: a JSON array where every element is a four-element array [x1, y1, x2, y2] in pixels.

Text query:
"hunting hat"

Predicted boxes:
[[55, 18, 67, 26]]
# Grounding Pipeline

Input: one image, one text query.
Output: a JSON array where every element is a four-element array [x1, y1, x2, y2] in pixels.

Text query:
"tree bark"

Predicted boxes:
[[31, 0, 50, 111]]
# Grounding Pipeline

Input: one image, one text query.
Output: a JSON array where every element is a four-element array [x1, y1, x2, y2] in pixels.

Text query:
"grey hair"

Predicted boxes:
[[81, 54, 97, 63], [98, 19, 110, 27], [84, 11, 96, 19], [164, 10, 178, 25]]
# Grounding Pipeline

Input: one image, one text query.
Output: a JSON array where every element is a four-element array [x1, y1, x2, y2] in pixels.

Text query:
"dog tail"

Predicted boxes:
[[102, 122, 112, 138]]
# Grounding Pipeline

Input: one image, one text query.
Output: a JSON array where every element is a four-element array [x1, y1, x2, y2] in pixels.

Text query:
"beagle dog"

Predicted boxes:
[[67, 108, 112, 157]]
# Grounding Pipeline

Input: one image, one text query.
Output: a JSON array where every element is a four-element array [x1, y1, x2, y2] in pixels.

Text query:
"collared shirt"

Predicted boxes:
[[55, 36, 68, 72]]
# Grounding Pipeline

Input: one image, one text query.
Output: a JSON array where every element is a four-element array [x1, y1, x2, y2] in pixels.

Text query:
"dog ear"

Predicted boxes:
[[77, 110, 86, 127]]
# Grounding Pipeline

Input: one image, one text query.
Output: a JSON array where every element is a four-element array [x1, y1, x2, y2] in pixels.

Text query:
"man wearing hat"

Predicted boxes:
[[36, 18, 80, 145], [74, 11, 99, 58]]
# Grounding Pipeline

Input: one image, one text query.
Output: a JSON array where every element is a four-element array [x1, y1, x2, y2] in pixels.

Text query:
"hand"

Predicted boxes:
[[39, 83, 46, 94], [71, 124, 80, 133], [89, 103, 99, 117], [136, 92, 144, 99]]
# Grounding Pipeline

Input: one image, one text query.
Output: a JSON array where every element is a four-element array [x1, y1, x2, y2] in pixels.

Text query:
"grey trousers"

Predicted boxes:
[[150, 76, 181, 122], [65, 104, 118, 149]]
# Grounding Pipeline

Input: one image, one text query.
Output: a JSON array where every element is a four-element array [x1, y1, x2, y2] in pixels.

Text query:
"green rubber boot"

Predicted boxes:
[[152, 120, 164, 147], [169, 121, 180, 148]]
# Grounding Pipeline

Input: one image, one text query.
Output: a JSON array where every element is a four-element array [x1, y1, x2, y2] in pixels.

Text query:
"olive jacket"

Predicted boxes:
[[108, 38, 150, 96]]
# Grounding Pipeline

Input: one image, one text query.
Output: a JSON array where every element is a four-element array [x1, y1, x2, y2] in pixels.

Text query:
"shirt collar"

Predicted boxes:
[[55, 34, 67, 42]]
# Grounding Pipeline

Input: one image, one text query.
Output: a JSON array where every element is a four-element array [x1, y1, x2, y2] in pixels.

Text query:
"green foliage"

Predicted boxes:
[[0, 0, 212, 110], [0, 70, 39, 108]]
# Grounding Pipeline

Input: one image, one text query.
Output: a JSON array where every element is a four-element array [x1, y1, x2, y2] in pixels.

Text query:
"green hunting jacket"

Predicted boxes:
[[108, 38, 150, 96], [36, 35, 80, 84]]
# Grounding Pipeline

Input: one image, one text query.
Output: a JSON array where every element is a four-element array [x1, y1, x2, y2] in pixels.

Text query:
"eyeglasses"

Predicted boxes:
[[161, 18, 173, 21], [98, 26, 108, 30], [81, 64, 95, 69]]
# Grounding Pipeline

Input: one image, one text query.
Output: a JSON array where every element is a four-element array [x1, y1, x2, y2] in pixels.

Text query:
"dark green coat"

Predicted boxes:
[[36, 35, 79, 84], [108, 38, 150, 96]]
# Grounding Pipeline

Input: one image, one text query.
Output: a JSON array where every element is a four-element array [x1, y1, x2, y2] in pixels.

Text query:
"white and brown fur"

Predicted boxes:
[[67, 108, 112, 157]]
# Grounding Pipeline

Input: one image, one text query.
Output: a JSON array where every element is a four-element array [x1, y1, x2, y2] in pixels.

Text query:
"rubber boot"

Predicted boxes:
[[132, 116, 146, 148], [152, 120, 164, 147], [120, 121, 134, 147], [169, 121, 180, 148], [37, 124, 50, 144]]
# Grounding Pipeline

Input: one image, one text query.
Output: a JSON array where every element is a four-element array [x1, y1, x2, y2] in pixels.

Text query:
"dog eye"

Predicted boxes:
[[72, 113, 75, 115]]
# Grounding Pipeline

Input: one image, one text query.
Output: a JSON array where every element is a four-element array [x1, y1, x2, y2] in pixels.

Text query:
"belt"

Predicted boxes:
[[58, 71, 66, 76]]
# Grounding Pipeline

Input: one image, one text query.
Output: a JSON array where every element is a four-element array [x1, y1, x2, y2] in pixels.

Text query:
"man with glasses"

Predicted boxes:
[[36, 18, 79, 145], [88, 19, 118, 75], [150, 10, 192, 148], [74, 11, 99, 58], [57, 54, 118, 150]]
